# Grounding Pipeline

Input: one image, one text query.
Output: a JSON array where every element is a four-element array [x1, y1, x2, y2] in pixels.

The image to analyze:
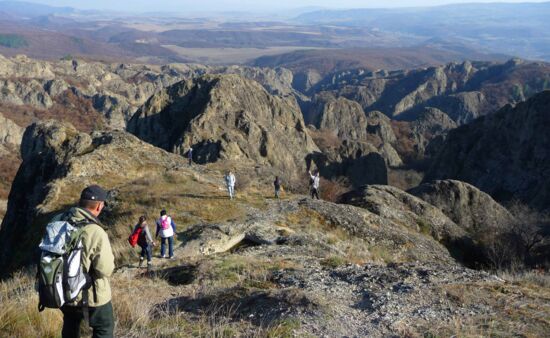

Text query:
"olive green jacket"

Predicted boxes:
[[52, 207, 115, 307]]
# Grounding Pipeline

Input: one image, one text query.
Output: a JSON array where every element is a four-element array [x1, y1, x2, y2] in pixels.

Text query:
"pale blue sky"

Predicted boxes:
[[11, 0, 550, 12]]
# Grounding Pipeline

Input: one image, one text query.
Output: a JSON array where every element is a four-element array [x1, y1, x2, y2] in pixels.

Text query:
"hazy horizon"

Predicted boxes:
[[4, 0, 550, 13]]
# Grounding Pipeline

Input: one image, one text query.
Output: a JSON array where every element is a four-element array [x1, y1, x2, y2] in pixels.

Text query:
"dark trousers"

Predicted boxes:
[[61, 301, 114, 338], [188, 157, 192, 166], [140, 243, 152, 262], [311, 187, 320, 199], [160, 236, 174, 257]]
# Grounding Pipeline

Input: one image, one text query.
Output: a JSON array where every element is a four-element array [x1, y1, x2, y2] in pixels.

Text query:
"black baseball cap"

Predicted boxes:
[[80, 185, 108, 202]]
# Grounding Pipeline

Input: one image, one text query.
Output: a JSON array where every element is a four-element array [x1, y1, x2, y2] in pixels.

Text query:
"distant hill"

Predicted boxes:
[[250, 45, 508, 76], [0, 1, 76, 18], [295, 2, 550, 61]]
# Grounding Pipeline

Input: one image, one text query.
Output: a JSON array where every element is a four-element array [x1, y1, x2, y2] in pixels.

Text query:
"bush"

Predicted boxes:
[[481, 202, 550, 271], [320, 177, 351, 202]]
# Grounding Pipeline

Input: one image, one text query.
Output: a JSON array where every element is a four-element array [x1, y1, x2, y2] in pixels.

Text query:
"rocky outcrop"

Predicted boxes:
[[0, 55, 300, 130], [128, 74, 318, 177], [366, 110, 397, 145], [305, 92, 368, 141], [314, 60, 550, 124], [304, 95, 402, 168], [0, 120, 184, 273], [425, 90, 550, 211], [0, 113, 23, 154], [340, 185, 466, 244], [410, 107, 457, 158], [408, 180, 515, 232]]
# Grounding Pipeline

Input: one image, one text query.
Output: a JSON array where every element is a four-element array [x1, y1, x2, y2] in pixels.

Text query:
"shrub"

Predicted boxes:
[[320, 177, 351, 202]]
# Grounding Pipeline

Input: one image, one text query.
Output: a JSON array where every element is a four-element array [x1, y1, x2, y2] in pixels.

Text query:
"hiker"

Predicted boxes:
[[48, 185, 115, 338], [156, 209, 176, 259], [187, 147, 193, 166], [225, 170, 236, 200], [133, 215, 156, 268], [274, 176, 282, 199], [308, 170, 320, 200]]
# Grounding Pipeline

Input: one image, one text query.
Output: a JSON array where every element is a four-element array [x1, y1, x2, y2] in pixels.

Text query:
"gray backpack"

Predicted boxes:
[[37, 219, 91, 311]]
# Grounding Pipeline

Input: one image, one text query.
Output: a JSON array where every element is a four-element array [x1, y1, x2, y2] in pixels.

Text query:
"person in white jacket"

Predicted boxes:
[[155, 209, 176, 259], [308, 170, 320, 200], [225, 171, 236, 200]]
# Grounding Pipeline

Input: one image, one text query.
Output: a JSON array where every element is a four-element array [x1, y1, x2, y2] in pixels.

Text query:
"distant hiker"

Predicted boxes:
[[187, 147, 193, 166], [274, 176, 282, 199], [132, 215, 155, 268], [38, 185, 115, 338], [225, 170, 236, 200], [309, 170, 320, 200], [156, 209, 176, 259]]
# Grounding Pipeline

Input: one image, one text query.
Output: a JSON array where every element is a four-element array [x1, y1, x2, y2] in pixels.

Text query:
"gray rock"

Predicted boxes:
[[408, 180, 515, 232]]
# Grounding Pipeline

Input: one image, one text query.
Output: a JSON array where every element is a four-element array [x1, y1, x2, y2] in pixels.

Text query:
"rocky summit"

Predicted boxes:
[[127, 74, 318, 178]]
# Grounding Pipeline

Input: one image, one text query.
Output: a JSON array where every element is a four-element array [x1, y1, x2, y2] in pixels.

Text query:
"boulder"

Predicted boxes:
[[408, 180, 515, 232], [340, 185, 466, 243]]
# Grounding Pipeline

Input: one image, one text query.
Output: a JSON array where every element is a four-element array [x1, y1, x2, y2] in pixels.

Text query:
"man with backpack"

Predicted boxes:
[[38, 185, 115, 338], [156, 209, 176, 259]]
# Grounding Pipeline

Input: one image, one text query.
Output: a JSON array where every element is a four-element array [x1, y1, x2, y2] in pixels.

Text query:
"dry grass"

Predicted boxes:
[[416, 280, 550, 338], [0, 270, 63, 338], [0, 148, 21, 199]]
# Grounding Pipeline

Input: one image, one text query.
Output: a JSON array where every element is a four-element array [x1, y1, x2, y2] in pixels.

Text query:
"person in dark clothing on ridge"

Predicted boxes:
[[274, 176, 282, 199]]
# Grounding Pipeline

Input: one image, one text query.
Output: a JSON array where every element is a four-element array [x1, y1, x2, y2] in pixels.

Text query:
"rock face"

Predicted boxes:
[[305, 93, 368, 141], [409, 180, 515, 232], [0, 113, 23, 154], [425, 90, 550, 211], [409, 107, 458, 158], [304, 94, 402, 169], [340, 185, 466, 244], [0, 120, 184, 273], [314, 59, 550, 124], [127, 74, 318, 177]]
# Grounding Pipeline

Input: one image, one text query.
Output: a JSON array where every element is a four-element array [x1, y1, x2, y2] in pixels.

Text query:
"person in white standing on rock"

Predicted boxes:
[[225, 170, 236, 200]]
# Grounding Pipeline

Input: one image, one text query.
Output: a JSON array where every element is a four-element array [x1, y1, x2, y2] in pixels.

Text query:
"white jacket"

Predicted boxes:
[[158, 215, 174, 238]]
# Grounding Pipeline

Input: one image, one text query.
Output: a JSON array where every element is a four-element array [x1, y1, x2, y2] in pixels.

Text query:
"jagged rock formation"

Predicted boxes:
[[127, 74, 318, 177], [409, 180, 515, 232], [304, 93, 402, 168], [314, 59, 550, 124], [0, 120, 184, 272], [304, 93, 369, 141], [0, 55, 299, 130], [366, 110, 397, 145], [425, 90, 550, 211]]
